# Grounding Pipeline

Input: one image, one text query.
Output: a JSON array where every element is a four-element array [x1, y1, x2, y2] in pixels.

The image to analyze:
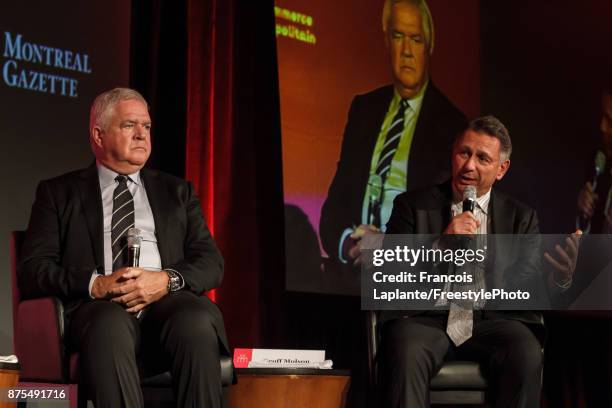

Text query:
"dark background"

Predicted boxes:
[[481, 1, 612, 234], [2, 1, 612, 407], [0, 0, 131, 356]]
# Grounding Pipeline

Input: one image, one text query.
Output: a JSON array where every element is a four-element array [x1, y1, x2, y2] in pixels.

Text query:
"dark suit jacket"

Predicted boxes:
[[382, 182, 545, 340], [320, 83, 467, 260], [18, 164, 228, 349]]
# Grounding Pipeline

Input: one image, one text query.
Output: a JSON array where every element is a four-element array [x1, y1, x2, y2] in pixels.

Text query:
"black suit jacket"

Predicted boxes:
[[18, 164, 227, 347], [382, 182, 545, 339], [320, 83, 467, 260]]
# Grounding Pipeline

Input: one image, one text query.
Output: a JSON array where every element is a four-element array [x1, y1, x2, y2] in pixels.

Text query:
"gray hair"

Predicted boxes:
[[382, 0, 435, 54], [89, 87, 148, 131], [466, 115, 512, 161]]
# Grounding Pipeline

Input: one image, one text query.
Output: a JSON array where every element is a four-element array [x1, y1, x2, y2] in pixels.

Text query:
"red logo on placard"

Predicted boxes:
[[233, 348, 253, 368]]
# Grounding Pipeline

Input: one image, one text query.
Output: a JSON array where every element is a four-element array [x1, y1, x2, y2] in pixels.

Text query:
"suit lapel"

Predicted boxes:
[[358, 87, 394, 176], [354, 86, 396, 221], [431, 181, 452, 232], [411, 84, 433, 154], [489, 190, 514, 234], [407, 84, 437, 179], [487, 189, 516, 286], [76, 164, 104, 274], [363, 86, 395, 152], [140, 168, 169, 266]]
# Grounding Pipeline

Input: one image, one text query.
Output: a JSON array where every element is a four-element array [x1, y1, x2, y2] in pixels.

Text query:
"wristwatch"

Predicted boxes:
[[166, 269, 182, 292]]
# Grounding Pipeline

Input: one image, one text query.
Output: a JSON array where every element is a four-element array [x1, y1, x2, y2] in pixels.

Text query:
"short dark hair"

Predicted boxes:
[[464, 115, 512, 161]]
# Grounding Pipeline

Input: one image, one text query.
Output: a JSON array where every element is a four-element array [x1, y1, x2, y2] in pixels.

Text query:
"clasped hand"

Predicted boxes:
[[436, 212, 481, 250], [91, 267, 170, 313], [348, 224, 382, 265]]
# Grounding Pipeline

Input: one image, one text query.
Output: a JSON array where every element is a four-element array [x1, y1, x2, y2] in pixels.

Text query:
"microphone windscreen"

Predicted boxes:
[[368, 174, 383, 204], [127, 227, 143, 248], [463, 186, 477, 201], [462, 186, 477, 213], [595, 150, 606, 176]]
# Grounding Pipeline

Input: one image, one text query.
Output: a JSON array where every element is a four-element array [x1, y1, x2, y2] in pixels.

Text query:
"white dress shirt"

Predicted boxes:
[[436, 189, 491, 308], [88, 163, 162, 295]]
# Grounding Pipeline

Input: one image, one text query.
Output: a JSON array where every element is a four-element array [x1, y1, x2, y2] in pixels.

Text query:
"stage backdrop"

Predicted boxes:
[[0, 0, 131, 355], [276, 0, 480, 294]]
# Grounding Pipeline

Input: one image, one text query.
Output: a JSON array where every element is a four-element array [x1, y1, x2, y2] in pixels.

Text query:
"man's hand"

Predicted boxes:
[[91, 268, 131, 300], [108, 268, 170, 313], [577, 182, 598, 218], [347, 224, 382, 265], [545, 229, 582, 288], [443, 212, 481, 235]]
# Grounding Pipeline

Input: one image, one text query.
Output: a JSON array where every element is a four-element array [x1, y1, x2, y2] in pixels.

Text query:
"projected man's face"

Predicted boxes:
[[451, 130, 510, 199], [386, 2, 429, 99], [601, 92, 612, 158], [93, 99, 152, 173]]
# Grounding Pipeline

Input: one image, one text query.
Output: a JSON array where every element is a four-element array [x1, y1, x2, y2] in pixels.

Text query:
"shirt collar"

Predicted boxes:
[[96, 161, 141, 189], [475, 189, 491, 215], [452, 188, 492, 215], [393, 80, 428, 113]]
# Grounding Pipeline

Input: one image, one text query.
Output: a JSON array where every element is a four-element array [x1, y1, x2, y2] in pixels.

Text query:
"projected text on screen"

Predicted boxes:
[[2, 31, 92, 98]]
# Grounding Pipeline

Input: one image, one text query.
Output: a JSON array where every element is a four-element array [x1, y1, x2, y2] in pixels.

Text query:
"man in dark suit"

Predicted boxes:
[[543, 85, 612, 407], [576, 85, 612, 234], [320, 0, 466, 264], [18, 88, 228, 407], [379, 116, 546, 407]]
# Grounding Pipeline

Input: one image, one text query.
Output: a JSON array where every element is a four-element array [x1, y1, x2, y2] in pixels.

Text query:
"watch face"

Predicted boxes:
[[169, 273, 180, 291]]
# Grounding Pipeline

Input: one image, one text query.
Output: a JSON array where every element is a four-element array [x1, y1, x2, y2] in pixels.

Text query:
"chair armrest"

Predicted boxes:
[[14, 297, 66, 382], [220, 355, 235, 386]]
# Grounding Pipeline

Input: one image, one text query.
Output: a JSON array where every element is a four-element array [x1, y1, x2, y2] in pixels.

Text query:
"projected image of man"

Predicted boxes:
[[320, 0, 467, 265]]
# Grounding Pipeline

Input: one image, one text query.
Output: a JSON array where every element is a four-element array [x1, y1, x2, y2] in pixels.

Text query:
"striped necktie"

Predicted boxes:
[[446, 303, 473, 347], [111, 175, 135, 272], [375, 98, 411, 183], [446, 204, 488, 346], [369, 99, 411, 227]]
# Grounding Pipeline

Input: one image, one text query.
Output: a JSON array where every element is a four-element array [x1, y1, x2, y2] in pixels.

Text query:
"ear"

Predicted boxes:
[[91, 126, 104, 149], [496, 159, 510, 180]]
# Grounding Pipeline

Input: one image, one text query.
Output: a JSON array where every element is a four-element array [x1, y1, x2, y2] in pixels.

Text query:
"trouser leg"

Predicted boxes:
[[459, 318, 542, 408], [69, 300, 143, 408], [378, 315, 450, 408], [142, 291, 223, 408]]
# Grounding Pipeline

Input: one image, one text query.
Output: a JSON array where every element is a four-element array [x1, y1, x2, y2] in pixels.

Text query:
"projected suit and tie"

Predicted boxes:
[[320, 0, 466, 265]]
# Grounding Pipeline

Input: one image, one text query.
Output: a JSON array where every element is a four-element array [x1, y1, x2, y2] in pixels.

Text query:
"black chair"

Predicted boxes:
[[366, 310, 488, 405], [11, 231, 234, 407]]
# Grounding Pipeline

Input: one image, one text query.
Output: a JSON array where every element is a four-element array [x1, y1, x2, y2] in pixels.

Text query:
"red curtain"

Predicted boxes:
[[185, 0, 261, 347]]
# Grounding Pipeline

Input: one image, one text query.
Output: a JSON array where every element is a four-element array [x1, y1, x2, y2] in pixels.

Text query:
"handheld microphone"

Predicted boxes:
[[592, 150, 606, 191], [127, 228, 146, 320], [368, 174, 383, 226], [462, 186, 477, 214], [578, 150, 607, 231], [127, 227, 142, 267]]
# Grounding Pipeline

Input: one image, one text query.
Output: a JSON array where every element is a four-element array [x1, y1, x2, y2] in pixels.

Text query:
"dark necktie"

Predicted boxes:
[[375, 98, 411, 184], [370, 99, 411, 227], [111, 175, 135, 272]]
